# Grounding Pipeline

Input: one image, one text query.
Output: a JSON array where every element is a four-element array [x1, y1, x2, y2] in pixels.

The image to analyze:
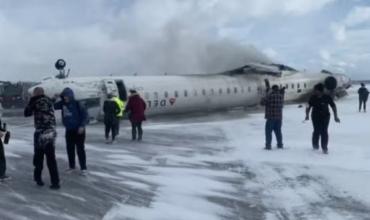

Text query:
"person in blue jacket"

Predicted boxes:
[[54, 88, 88, 175]]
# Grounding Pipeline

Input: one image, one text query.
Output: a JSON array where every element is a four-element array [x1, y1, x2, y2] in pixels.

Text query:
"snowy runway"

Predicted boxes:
[[1, 90, 370, 220]]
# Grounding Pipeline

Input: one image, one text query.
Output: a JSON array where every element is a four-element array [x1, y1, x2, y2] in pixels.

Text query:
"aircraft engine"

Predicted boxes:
[[324, 76, 337, 90], [55, 59, 66, 70]]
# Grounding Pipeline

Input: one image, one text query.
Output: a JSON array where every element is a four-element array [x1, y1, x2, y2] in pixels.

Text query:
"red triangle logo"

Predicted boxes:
[[169, 98, 176, 105]]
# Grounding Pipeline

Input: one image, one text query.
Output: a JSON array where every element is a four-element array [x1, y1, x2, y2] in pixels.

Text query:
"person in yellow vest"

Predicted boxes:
[[112, 95, 125, 135]]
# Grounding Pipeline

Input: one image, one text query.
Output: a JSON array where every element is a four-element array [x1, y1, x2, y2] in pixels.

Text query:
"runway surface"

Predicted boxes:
[[0, 89, 369, 220]]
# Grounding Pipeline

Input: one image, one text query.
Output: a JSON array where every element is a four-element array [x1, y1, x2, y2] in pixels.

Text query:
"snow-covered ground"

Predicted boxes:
[[1, 89, 370, 220]]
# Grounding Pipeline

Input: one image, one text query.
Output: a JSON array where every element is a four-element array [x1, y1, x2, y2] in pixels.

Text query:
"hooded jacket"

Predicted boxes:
[[124, 94, 146, 123], [103, 98, 120, 124], [54, 88, 89, 130]]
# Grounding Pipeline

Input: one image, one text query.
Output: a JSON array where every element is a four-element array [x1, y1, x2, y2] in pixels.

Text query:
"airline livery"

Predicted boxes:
[[30, 61, 351, 120]]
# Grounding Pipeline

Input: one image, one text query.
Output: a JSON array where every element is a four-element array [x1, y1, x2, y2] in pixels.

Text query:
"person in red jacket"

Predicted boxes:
[[124, 90, 146, 141]]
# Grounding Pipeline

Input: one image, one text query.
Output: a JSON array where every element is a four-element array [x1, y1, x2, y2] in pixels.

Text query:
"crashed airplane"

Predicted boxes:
[[30, 60, 351, 120]]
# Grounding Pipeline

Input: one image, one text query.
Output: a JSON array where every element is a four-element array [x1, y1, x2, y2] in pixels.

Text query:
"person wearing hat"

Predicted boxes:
[[124, 89, 146, 141], [358, 83, 369, 112], [103, 93, 120, 143], [305, 83, 340, 154]]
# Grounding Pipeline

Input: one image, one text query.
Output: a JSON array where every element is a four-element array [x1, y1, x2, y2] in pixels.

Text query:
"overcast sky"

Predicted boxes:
[[0, 0, 369, 80]]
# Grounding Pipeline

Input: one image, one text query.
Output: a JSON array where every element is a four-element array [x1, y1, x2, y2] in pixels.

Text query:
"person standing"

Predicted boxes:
[[54, 88, 88, 174], [358, 83, 369, 112], [103, 94, 120, 144], [124, 90, 146, 141], [305, 83, 340, 154], [0, 127, 9, 181], [264, 85, 284, 150], [24, 87, 60, 189], [112, 95, 125, 135]]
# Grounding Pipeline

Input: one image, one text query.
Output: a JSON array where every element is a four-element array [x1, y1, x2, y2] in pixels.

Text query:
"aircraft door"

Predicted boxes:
[[115, 80, 128, 101], [264, 78, 270, 93], [102, 79, 119, 97], [257, 78, 270, 105], [100, 79, 119, 116], [258, 78, 270, 96]]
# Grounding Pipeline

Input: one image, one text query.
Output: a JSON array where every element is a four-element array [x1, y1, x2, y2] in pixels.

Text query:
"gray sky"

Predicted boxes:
[[0, 0, 369, 80]]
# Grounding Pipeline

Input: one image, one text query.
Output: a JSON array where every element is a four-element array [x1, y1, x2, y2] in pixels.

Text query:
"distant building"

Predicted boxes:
[[0, 81, 37, 109]]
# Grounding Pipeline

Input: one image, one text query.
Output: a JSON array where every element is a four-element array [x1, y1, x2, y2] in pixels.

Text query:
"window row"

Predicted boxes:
[[281, 83, 308, 90], [144, 86, 254, 99], [144, 82, 309, 99]]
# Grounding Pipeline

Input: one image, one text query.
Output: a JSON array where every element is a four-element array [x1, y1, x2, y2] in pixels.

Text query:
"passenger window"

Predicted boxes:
[[210, 88, 215, 95], [291, 84, 294, 89], [234, 87, 238, 93], [219, 88, 223, 95], [227, 88, 231, 94], [154, 92, 158, 99], [202, 89, 206, 96], [174, 91, 179, 98], [184, 90, 188, 97], [304, 83, 307, 88], [286, 84, 289, 89], [164, 91, 168, 98], [297, 83, 300, 89]]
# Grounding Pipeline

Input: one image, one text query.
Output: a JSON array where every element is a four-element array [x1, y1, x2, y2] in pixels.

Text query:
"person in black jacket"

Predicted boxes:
[[103, 94, 120, 144], [305, 83, 340, 154], [0, 128, 9, 181], [24, 87, 60, 189], [358, 83, 369, 112]]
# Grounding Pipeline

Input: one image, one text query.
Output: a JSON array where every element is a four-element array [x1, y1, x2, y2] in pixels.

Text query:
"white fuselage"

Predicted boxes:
[[31, 71, 350, 119]]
